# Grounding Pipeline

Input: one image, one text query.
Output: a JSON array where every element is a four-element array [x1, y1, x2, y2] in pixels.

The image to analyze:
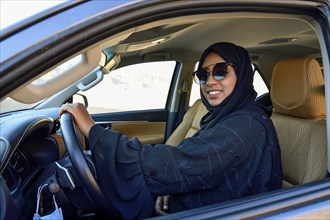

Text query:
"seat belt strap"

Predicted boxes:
[[177, 80, 188, 126]]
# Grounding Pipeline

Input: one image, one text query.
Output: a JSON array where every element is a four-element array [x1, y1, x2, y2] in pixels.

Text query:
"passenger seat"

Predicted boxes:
[[270, 57, 328, 187], [166, 99, 207, 146]]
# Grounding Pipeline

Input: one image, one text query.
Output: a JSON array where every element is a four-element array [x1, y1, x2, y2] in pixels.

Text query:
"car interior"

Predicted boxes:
[[1, 2, 329, 219]]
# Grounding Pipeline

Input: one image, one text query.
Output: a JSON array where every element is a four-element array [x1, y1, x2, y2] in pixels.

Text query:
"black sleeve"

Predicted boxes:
[[89, 125, 155, 219], [88, 114, 264, 218], [89, 110, 282, 219]]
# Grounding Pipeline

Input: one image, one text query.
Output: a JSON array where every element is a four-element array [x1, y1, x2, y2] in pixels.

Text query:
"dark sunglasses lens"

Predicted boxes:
[[213, 63, 228, 80], [193, 63, 229, 84], [196, 69, 207, 84]]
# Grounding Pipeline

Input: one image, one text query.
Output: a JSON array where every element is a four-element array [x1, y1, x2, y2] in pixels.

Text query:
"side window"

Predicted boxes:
[[189, 80, 200, 106], [80, 61, 176, 113], [253, 65, 269, 97], [189, 63, 269, 106]]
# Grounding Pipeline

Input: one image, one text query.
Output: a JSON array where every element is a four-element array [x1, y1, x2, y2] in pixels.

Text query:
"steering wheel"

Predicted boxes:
[[60, 112, 119, 217]]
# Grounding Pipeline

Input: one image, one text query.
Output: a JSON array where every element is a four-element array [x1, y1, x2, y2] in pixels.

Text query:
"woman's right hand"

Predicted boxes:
[[154, 195, 170, 215]]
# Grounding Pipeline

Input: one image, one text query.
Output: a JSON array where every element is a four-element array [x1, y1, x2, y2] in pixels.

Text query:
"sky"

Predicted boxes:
[[1, 0, 66, 30]]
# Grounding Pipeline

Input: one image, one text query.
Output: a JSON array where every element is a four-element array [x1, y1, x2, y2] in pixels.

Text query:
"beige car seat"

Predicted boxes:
[[270, 57, 328, 187], [166, 99, 207, 146]]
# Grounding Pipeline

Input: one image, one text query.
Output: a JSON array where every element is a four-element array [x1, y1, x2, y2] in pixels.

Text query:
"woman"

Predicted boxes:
[[60, 42, 282, 219]]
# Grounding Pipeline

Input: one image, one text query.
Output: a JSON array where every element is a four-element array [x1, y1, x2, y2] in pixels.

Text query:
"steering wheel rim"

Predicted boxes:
[[60, 112, 119, 217]]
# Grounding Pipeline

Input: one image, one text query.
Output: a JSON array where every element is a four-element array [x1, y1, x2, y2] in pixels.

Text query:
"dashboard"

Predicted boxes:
[[3, 148, 33, 193], [0, 108, 62, 218]]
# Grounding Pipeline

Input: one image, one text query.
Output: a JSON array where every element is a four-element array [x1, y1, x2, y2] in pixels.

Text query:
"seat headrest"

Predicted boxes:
[[270, 57, 325, 119]]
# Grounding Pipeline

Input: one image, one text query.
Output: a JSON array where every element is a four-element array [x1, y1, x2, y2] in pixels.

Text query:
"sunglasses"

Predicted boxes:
[[192, 62, 233, 85]]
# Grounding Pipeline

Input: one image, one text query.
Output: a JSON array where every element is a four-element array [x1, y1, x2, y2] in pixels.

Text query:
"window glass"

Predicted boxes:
[[79, 61, 176, 113], [0, 55, 82, 114], [189, 64, 269, 106], [33, 55, 83, 85], [189, 81, 200, 106], [1, 1, 66, 30], [253, 67, 269, 97]]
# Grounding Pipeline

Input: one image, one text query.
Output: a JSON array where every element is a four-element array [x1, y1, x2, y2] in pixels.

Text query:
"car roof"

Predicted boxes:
[[1, 0, 329, 102]]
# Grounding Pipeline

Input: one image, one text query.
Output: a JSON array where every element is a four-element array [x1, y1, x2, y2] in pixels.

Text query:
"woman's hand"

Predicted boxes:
[[154, 195, 170, 215], [59, 102, 95, 137]]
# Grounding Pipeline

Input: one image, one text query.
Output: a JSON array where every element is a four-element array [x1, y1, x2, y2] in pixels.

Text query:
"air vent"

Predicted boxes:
[[126, 37, 167, 52], [249, 53, 261, 62], [259, 38, 298, 45]]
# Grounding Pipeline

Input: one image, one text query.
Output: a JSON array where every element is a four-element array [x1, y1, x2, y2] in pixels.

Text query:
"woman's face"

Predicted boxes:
[[201, 52, 237, 106]]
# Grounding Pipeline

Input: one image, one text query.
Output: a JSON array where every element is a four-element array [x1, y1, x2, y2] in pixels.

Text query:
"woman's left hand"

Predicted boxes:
[[59, 102, 95, 137]]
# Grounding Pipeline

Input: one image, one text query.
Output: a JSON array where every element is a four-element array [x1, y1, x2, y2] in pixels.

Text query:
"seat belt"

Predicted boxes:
[[177, 80, 188, 127]]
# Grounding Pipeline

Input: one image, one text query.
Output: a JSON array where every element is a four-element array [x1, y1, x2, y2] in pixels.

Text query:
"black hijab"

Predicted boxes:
[[198, 42, 257, 130]]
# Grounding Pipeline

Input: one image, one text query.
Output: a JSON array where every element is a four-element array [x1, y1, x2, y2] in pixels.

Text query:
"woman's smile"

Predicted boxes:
[[207, 89, 222, 97]]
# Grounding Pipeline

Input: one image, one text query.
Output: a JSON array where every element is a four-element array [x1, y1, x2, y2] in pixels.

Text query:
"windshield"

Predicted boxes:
[[0, 1, 67, 114], [0, 98, 39, 114], [0, 54, 83, 114]]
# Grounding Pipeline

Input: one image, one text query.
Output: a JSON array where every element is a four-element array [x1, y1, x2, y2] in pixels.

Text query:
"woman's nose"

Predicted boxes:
[[205, 73, 218, 85]]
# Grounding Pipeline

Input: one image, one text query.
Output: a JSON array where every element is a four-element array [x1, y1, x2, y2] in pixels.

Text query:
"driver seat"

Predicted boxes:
[[270, 57, 328, 187]]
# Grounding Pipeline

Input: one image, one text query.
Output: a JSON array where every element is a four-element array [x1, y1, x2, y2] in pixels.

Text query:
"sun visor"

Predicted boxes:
[[10, 46, 102, 104]]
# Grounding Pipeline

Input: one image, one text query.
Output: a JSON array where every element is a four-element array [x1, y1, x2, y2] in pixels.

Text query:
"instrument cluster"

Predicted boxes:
[[2, 148, 34, 193]]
